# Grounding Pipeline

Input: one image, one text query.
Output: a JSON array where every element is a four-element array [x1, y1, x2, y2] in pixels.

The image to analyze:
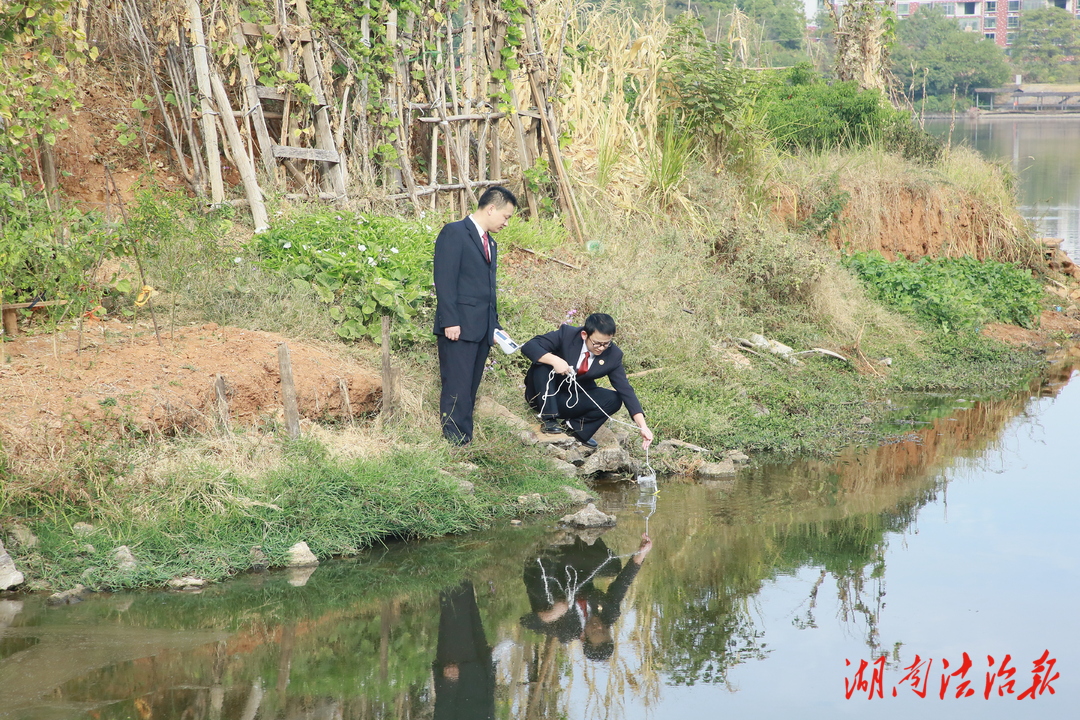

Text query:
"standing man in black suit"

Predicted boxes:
[[433, 186, 517, 445], [522, 313, 653, 449]]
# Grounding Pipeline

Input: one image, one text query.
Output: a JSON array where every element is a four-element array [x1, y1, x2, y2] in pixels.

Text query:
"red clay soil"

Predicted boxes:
[[982, 309, 1080, 348], [0, 320, 381, 461]]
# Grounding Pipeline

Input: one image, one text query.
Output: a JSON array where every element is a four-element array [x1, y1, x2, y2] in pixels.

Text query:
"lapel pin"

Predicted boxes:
[[599, 359, 604, 366]]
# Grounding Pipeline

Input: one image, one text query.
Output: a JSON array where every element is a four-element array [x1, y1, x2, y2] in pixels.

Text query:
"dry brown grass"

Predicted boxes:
[[776, 145, 1042, 265]]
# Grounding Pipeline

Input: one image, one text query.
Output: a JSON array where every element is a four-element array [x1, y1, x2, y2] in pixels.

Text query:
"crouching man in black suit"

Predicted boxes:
[[521, 313, 653, 449]]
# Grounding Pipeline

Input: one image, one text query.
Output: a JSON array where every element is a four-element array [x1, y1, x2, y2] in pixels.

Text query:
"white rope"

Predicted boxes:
[[539, 368, 656, 478]]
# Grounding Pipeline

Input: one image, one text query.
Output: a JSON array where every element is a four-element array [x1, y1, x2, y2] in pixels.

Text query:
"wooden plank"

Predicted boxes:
[[417, 112, 506, 123], [255, 86, 287, 101], [240, 23, 311, 41], [1, 299, 69, 310], [278, 343, 301, 439], [271, 144, 340, 162]]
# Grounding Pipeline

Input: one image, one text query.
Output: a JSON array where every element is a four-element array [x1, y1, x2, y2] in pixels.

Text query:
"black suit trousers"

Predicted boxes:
[[438, 335, 490, 444], [531, 371, 622, 441]]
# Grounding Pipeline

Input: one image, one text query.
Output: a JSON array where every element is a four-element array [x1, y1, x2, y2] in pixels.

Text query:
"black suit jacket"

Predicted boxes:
[[521, 324, 644, 418], [432, 217, 499, 344]]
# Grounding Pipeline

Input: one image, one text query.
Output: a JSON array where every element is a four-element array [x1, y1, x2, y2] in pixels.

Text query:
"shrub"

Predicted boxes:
[[0, 193, 121, 316], [253, 210, 436, 343], [757, 64, 902, 151], [844, 251, 1043, 331]]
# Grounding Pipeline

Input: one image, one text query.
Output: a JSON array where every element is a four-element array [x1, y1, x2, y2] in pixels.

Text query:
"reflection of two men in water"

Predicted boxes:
[[431, 533, 652, 718], [520, 531, 652, 661]]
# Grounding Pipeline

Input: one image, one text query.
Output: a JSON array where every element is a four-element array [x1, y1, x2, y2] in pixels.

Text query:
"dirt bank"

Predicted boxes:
[[0, 320, 381, 463]]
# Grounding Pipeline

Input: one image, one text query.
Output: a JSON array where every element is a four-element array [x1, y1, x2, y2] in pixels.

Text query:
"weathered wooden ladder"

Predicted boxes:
[[226, 0, 346, 200]]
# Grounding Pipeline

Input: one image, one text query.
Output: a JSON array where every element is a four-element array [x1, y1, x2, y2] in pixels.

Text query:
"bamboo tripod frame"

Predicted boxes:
[[166, 0, 582, 238]]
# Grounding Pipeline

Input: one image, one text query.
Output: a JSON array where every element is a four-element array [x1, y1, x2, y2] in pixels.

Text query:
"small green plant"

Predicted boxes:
[[648, 113, 693, 207], [659, 15, 761, 168], [844, 251, 1043, 331]]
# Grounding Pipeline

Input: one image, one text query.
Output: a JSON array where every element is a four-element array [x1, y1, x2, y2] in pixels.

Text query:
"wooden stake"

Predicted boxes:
[[186, 0, 224, 204], [380, 316, 394, 418], [339, 377, 354, 424], [278, 342, 301, 439], [214, 374, 231, 435]]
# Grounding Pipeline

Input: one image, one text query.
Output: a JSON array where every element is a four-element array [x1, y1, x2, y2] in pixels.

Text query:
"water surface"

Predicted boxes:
[[2, 368, 1077, 719], [925, 116, 1080, 261]]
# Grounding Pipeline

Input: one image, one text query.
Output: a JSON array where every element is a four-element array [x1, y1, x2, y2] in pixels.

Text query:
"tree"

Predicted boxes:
[[892, 8, 1011, 99], [828, 0, 893, 93], [1011, 6, 1080, 83]]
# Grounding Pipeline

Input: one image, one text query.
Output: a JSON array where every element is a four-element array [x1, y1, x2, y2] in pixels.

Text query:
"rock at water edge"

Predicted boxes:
[[579, 448, 632, 476], [113, 545, 138, 572], [560, 503, 616, 528], [0, 540, 24, 591], [562, 486, 595, 504], [696, 460, 737, 478], [286, 541, 319, 568]]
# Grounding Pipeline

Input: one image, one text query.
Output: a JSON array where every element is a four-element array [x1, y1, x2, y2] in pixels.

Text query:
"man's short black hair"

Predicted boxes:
[[583, 313, 616, 337], [583, 639, 615, 662], [478, 186, 518, 210]]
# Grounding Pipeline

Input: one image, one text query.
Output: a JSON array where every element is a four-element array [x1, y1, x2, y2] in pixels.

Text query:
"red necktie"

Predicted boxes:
[[482, 232, 491, 262], [577, 351, 590, 375]]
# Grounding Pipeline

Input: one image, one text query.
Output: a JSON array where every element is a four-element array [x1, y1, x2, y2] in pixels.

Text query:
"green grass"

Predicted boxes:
[[3, 423, 582, 591]]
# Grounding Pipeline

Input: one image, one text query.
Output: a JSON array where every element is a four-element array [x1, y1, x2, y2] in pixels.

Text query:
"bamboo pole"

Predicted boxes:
[[386, 8, 402, 192], [295, 0, 347, 198], [506, 79, 539, 217], [209, 72, 271, 232], [186, 0, 224, 204], [520, 17, 583, 242], [230, 19, 277, 183]]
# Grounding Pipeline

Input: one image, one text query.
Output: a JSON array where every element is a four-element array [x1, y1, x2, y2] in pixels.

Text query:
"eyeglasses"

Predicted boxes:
[[587, 337, 612, 349]]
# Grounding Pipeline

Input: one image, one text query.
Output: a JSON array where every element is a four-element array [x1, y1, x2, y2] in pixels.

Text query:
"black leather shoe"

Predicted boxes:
[[540, 418, 564, 435], [577, 436, 598, 448]]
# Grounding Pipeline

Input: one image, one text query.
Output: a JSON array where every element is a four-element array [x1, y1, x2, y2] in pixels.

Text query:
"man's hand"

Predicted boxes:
[[538, 352, 572, 375], [445, 325, 461, 341], [632, 414, 654, 450], [633, 533, 652, 564]]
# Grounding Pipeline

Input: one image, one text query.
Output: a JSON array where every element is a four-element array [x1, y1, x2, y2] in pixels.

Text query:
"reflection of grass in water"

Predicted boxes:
[[629, 374, 1042, 685]]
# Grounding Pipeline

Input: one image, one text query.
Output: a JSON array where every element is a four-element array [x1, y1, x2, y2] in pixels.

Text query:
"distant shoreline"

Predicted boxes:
[[921, 111, 1080, 121]]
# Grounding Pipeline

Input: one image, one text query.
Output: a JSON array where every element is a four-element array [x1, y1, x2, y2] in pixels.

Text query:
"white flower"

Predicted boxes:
[[283, 242, 292, 249], [390, 247, 399, 254], [358, 244, 367, 252], [233, 257, 243, 264], [367, 257, 377, 266], [340, 252, 346, 257]]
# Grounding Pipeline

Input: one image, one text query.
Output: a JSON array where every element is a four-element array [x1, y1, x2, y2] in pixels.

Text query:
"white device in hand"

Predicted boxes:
[[493, 328, 520, 354]]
